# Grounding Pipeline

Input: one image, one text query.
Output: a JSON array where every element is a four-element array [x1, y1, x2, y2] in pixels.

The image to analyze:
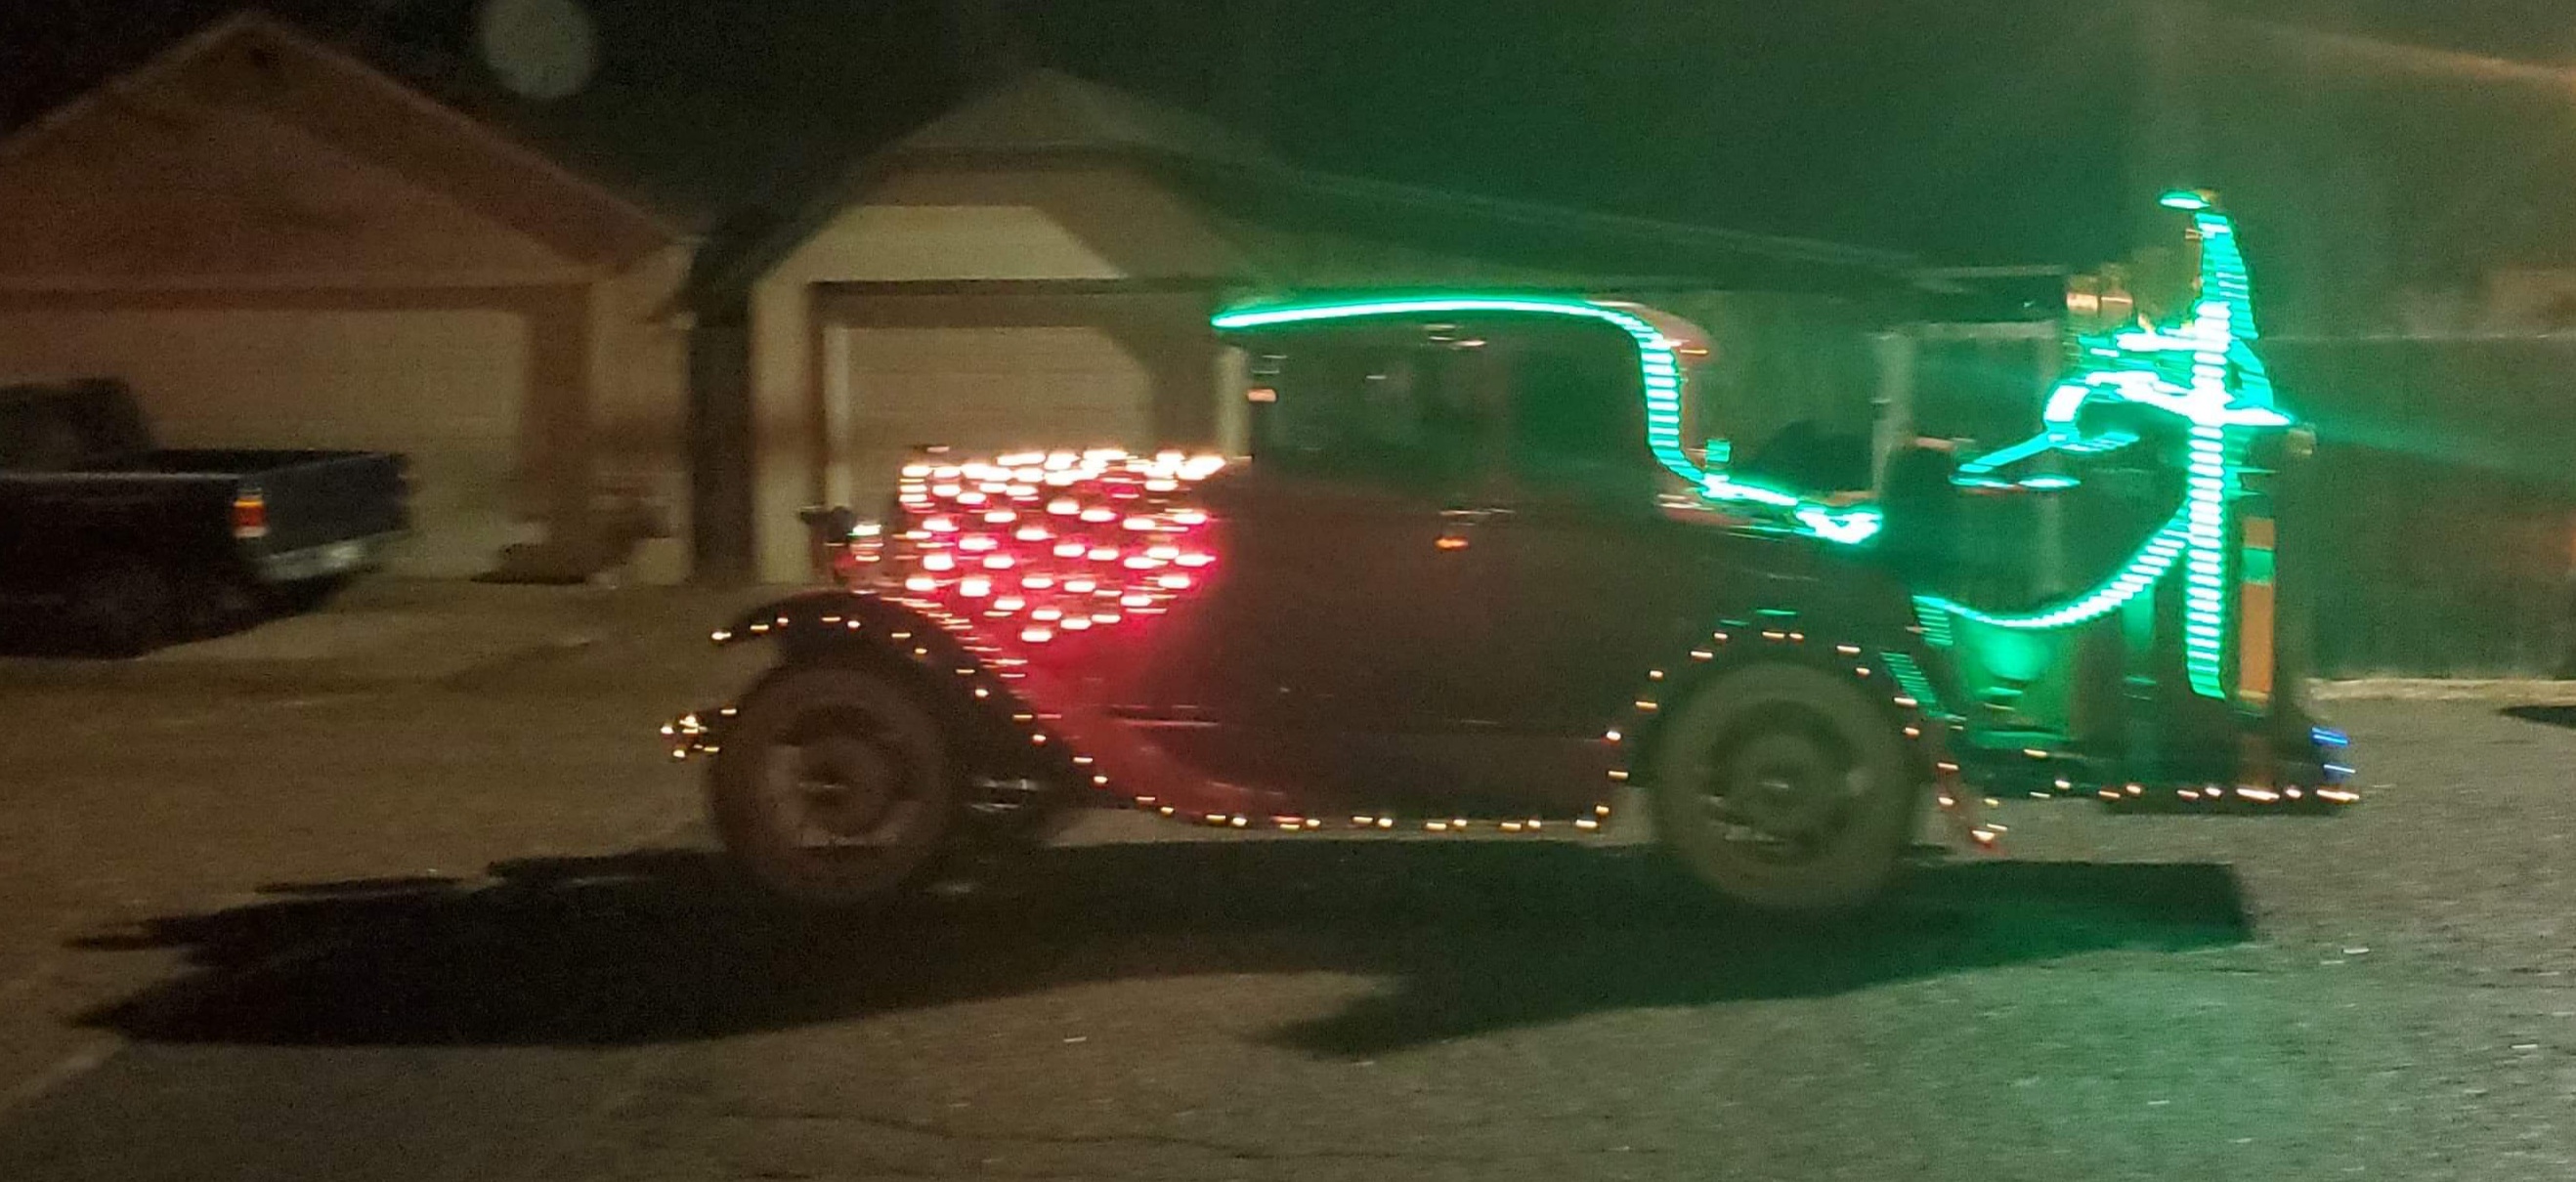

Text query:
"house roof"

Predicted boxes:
[[0, 10, 680, 269], [2, 2, 973, 240], [884, 68, 1275, 167], [1170, 156, 1922, 292], [4, 9, 1925, 304], [685, 67, 1922, 310]]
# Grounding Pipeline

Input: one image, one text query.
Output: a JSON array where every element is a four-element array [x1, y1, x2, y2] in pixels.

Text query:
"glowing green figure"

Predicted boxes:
[[1916, 190, 2294, 698]]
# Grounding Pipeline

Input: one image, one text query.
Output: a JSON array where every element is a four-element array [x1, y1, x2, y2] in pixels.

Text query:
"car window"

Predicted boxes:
[[1499, 331, 1653, 501], [1252, 338, 1492, 491]]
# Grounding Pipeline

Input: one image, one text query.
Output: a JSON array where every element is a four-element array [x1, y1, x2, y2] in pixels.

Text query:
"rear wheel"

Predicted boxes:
[[69, 557, 173, 656], [268, 573, 354, 615], [1649, 662, 1919, 912], [708, 665, 957, 908]]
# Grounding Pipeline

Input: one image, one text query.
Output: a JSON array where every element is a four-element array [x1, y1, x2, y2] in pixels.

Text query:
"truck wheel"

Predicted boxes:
[[268, 574, 354, 615], [708, 665, 956, 908], [70, 558, 173, 656], [1649, 662, 1919, 912]]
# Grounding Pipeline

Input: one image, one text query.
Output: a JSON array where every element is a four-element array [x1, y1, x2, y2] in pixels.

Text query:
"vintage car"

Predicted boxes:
[[665, 190, 2353, 912]]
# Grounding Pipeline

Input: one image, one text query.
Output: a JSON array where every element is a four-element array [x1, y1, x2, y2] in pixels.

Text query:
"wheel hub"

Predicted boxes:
[[776, 733, 917, 847], [1704, 729, 1858, 850]]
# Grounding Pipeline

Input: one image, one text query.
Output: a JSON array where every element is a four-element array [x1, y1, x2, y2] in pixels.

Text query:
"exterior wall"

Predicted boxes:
[[2481, 270, 2576, 334], [788, 205, 1128, 283], [743, 164, 1238, 583], [593, 244, 695, 584]]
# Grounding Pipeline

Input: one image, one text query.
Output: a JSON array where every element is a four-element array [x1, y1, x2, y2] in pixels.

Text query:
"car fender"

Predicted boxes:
[[670, 590, 1083, 811], [1608, 614, 1992, 851]]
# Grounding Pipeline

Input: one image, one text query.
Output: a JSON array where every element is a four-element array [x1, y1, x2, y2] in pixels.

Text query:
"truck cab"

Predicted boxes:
[[670, 190, 2351, 913]]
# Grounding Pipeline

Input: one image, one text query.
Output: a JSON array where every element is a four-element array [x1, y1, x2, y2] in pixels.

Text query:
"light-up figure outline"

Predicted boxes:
[[1915, 190, 2295, 698]]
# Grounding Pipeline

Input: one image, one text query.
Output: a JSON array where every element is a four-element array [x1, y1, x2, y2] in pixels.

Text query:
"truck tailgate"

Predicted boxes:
[[169, 449, 409, 576]]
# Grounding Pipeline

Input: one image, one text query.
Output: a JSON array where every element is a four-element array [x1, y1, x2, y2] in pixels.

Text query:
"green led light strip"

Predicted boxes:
[[1915, 507, 2191, 631], [1211, 295, 1883, 544], [1879, 650, 1953, 720], [1916, 190, 2292, 698]]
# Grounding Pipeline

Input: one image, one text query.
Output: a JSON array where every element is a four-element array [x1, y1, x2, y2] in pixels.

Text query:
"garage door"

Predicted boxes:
[[0, 307, 528, 576], [835, 324, 1154, 511]]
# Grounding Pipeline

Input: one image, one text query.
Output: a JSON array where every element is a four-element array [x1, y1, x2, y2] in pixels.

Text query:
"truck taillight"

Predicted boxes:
[[232, 491, 269, 539]]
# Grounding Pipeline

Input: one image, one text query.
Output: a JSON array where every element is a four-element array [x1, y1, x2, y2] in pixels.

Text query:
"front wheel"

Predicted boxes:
[[1648, 662, 1921, 912], [708, 665, 956, 908]]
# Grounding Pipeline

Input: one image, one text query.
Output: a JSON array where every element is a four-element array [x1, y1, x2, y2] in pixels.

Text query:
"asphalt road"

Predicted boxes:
[[0, 600, 2570, 1181]]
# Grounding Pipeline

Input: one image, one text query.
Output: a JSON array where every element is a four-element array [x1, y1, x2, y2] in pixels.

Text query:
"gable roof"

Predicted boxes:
[[0, 10, 680, 269], [1170, 156, 1921, 292], [684, 68, 1921, 309], [884, 68, 1274, 167]]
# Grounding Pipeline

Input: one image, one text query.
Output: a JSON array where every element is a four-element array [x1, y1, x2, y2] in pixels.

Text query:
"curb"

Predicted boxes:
[[2308, 678, 2576, 704]]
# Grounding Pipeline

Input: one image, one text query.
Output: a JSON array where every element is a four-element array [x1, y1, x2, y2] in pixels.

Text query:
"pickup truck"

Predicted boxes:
[[665, 190, 2354, 913], [0, 379, 409, 654]]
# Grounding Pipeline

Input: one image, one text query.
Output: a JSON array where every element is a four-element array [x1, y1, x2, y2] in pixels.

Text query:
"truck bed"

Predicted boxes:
[[0, 448, 408, 588]]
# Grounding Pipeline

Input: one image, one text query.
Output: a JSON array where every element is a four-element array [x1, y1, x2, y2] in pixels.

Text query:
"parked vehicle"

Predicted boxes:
[[665, 190, 2354, 912], [0, 378, 409, 654]]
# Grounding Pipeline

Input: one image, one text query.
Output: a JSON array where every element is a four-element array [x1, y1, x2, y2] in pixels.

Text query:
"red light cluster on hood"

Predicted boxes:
[[882, 449, 1225, 644]]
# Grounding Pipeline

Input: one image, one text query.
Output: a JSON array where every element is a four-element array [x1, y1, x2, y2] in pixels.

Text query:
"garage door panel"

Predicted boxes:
[[837, 325, 1153, 506], [0, 308, 527, 576]]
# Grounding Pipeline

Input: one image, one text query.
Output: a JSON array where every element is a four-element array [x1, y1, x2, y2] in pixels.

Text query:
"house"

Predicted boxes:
[[0, 13, 693, 581], [0, 13, 1927, 589], [685, 69, 1923, 583]]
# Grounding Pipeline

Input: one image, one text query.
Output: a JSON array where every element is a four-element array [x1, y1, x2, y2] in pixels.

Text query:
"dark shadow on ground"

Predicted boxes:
[[0, 616, 133, 658], [74, 842, 2248, 1057], [0, 601, 284, 659], [2503, 704, 2576, 730]]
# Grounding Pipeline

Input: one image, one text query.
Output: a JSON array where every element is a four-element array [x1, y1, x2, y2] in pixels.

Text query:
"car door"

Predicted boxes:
[[1463, 329, 1767, 814], [1134, 327, 1516, 811]]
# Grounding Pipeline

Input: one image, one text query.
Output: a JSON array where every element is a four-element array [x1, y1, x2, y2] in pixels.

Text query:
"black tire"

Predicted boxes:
[[168, 567, 259, 642], [1648, 662, 1920, 912], [69, 557, 173, 656], [268, 574, 354, 615], [708, 665, 956, 908]]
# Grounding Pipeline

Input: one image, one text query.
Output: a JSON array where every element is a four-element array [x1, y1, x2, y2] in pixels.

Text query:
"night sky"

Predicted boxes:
[[6, 0, 2575, 271]]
